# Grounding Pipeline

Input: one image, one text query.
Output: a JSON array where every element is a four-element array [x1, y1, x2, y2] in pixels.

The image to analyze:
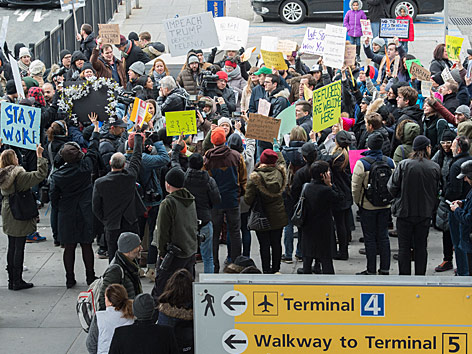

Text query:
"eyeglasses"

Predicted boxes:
[[440, 141, 452, 145]]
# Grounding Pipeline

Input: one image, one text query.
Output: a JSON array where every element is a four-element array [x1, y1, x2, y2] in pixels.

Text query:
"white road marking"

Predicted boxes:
[[33, 9, 51, 22], [16, 9, 33, 22], [13, 9, 20, 16]]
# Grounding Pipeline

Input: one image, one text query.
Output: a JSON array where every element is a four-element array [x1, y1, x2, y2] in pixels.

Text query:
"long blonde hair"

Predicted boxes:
[[0, 149, 18, 168], [332, 142, 349, 170]]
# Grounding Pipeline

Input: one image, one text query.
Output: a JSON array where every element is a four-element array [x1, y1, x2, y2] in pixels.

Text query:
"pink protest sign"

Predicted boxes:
[[349, 149, 368, 173]]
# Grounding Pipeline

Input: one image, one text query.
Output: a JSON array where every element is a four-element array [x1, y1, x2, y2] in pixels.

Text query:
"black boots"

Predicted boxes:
[[66, 273, 77, 289], [6, 266, 13, 290], [86, 271, 98, 286], [11, 267, 33, 291]]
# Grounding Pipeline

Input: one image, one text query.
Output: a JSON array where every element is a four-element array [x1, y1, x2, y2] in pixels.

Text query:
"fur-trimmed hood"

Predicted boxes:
[[349, 0, 363, 10], [273, 88, 290, 99], [0, 165, 24, 190], [158, 303, 193, 321], [250, 164, 287, 197], [395, 119, 420, 144], [366, 98, 384, 115]]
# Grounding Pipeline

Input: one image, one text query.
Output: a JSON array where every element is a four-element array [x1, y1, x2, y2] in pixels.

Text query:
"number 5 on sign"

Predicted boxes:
[[442, 333, 467, 353], [165, 110, 197, 136], [360, 293, 385, 317]]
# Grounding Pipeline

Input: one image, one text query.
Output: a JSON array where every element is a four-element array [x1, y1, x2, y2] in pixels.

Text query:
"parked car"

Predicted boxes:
[[251, 0, 444, 24], [0, 0, 60, 6]]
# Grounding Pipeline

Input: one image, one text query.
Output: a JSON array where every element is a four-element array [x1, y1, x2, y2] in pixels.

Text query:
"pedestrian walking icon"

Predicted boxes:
[[202, 289, 215, 316]]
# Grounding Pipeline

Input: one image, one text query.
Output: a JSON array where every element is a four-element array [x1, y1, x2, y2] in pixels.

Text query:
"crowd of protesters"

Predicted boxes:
[[1, 4, 472, 352]]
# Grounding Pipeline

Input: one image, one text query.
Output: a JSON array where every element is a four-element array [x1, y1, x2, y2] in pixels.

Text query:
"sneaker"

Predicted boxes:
[[378, 269, 389, 275], [26, 232, 46, 243], [435, 261, 453, 272], [54, 240, 60, 247], [359, 248, 366, 255], [281, 256, 293, 264], [312, 262, 322, 274], [139, 268, 145, 278], [145, 268, 156, 282], [389, 230, 398, 237], [97, 249, 108, 259], [294, 255, 303, 262], [356, 270, 376, 275]]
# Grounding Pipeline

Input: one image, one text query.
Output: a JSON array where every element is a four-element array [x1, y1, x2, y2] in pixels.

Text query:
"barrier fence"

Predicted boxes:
[[29, 0, 122, 68]]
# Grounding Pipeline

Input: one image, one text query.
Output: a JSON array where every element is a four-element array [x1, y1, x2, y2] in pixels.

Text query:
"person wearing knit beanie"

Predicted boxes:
[[188, 153, 203, 170], [211, 127, 226, 146], [260, 149, 278, 165], [367, 132, 384, 150], [412, 135, 431, 151], [165, 167, 185, 188]]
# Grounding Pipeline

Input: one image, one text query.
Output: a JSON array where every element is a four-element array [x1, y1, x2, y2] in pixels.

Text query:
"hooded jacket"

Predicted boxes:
[[0, 157, 48, 237], [204, 145, 247, 209], [154, 188, 198, 259], [244, 152, 288, 230], [343, 0, 367, 38], [176, 52, 202, 95], [393, 120, 420, 163], [65, 51, 88, 81], [266, 86, 290, 118], [80, 31, 97, 60], [397, 104, 424, 127]]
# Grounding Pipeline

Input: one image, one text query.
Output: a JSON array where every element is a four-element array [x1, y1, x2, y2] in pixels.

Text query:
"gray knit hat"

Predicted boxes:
[[129, 61, 145, 76], [117, 232, 141, 253], [132, 293, 155, 320], [455, 105, 471, 119]]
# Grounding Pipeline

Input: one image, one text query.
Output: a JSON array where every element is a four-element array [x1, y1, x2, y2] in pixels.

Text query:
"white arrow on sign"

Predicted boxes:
[[221, 290, 247, 316], [222, 329, 248, 354]]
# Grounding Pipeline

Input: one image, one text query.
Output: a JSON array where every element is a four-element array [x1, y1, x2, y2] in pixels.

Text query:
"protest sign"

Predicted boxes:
[[360, 19, 373, 38], [392, 55, 401, 78], [130, 97, 150, 127], [441, 66, 455, 83], [260, 50, 288, 70], [246, 114, 281, 143], [165, 110, 197, 136], [323, 24, 346, 69], [410, 62, 431, 81], [8, 54, 24, 100], [344, 44, 357, 66], [257, 98, 271, 116], [276, 104, 296, 140], [405, 58, 422, 75], [380, 18, 409, 39], [214, 17, 249, 50], [349, 149, 368, 173], [60, 0, 85, 11], [300, 27, 325, 56], [277, 40, 298, 55], [1, 102, 41, 151], [303, 84, 313, 102], [260, 36, 279, 51], [421, 81, 433, 98], [241, 46, 256, 62], [445, 35, 464, 61], [66, 83, 109, 123], [164, 12, 219, 57], [0, 16, 9, 49], [312, 80, 342, 132], [98, 24, 121, 45]]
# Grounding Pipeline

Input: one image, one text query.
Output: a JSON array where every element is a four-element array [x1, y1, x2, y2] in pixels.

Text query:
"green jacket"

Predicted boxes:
[[153, 188, 198, 258], [393, 121, 420, 164], [244, 152, 288, 230], [0, 157, 48, 237]]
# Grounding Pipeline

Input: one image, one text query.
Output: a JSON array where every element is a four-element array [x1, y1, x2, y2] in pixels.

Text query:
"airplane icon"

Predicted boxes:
[[258, 295, 274, 313]]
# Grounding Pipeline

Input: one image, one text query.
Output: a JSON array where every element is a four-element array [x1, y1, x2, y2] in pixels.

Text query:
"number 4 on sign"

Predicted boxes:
[[360, 293, 385, 317]]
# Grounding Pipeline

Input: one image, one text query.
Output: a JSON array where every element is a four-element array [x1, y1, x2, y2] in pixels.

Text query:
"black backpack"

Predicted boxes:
[[361, 156, 393, 207]]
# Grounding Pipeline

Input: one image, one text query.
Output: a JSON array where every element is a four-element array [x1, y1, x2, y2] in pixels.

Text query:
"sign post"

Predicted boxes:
[[195, 275, 472, 353]]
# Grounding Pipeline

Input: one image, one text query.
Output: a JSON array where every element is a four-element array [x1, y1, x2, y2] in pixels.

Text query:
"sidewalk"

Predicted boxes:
[[0, 1, 467, 353]]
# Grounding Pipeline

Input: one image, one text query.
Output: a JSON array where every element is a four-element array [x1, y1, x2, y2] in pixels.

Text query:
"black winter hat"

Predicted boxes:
[[60, 49, 71, 61], [128, 31, 139, 41], [166, 167, 185, 188], [441, 129, 457, 142], [227, 133, 244, 153], [6, 80, 16, 95], [188, 153, 203, 170], [367, 132, 384, 151], [81, 62, 96, 74], [412, 135, 431, 151], [391, 81, 409, 96], [335, 130, 352, 149], [300, 142, 318, 162]]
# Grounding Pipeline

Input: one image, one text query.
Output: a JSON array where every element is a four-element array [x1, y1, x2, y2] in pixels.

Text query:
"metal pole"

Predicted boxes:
[[444, 0, 449, 39], [126, 0, 131, 18], [134, 0, 140, 9]]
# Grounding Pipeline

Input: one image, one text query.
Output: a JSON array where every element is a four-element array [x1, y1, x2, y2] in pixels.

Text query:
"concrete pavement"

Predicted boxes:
[[1, 0, 471, 353]]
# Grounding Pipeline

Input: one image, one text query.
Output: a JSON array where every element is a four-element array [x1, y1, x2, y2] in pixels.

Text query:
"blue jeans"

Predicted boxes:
[[349, 36, 360, 46], [359, 208, 391, 273], [200, 221, 214, 273], [283, 221, 294, 258], [449, 212, 470, 276], [226, 211, 252, 260], [212, 206, 241, 272], [371, 21, 380, 39]]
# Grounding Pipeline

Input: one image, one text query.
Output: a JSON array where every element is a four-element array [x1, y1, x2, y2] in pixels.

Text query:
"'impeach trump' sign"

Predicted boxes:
[[1, 102, 41, 150]]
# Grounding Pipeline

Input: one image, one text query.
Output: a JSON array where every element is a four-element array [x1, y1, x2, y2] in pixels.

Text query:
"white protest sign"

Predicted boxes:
[[380, 18, 409, 39], [214, 17, 249, 51], [260, 36, 279, 51], [300, 27, 325, 56], [0, 16, 9, 49], [323, 24, 347, 69], [421, 81, 433, 97], [257, 99, 271, 117], [360, 19, 373, 38], [241, 46, 256, 62], [60, 0, 85, 11], [441, 66, 455, 83], [164, 12, 220, 57], [8, 54, 24, 100], [277, 40, 298, 56]]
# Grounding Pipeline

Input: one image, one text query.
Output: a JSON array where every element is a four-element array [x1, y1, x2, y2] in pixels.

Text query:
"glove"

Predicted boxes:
[[239, 47, 245, 55], [211, 47, 217, 55], [272, 138, 280, 153]]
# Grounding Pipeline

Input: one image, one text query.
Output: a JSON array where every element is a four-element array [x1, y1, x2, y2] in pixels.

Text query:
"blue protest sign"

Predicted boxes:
[[1, 102, 41, 150]]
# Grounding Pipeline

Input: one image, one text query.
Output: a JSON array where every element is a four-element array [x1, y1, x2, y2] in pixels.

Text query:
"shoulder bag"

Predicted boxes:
[[9, 178, 39, 221]]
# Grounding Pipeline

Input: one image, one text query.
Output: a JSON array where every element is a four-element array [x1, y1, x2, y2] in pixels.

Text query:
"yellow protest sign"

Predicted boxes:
[[129, 97, 150, 128], [303, 84, 313, 102], [312, 80, 341, 132], [165, 110, 197, 136], [260, 49, 288, 70], [446, 35, 464, 61]]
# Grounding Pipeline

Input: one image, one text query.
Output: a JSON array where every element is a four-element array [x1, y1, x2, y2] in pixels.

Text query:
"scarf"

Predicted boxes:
[[121, 40, 132, 59], [28, 87, 45, 107], [226, 65, 241, 80], [152, 71, 166, 83], [17, 59, 29, 76]]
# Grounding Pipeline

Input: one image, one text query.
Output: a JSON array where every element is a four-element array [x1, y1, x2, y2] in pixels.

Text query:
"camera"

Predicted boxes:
[[200, 70, 220, 97], [159, 243, 182, 271], [143, 189, 162, 203], [116, 85, 144, 106]]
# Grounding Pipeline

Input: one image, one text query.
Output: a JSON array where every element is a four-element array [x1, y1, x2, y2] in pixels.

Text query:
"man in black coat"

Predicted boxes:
[[439, 81, 460, 115], [92, 133, 144, 262], [387, 135, 440, 275], [366, 0, 388, 38], [115, 34, 150, 73], [445, 136, 472, 276], [156, 76, 187, 114], [396, 86, 423, 127], [77, 23, 96, 60], [99, 118, 128, 172], [109, 293, 179, 354]]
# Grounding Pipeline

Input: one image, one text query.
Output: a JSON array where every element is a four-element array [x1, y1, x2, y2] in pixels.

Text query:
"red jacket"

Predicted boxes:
[[397, 15, 414, 42]]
